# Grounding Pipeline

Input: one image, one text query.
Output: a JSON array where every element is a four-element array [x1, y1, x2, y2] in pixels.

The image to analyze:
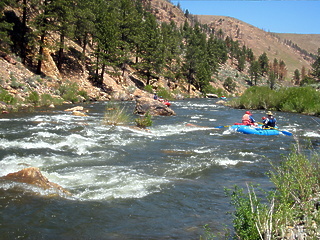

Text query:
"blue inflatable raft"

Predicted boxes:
[[230, 124, 292, 136]]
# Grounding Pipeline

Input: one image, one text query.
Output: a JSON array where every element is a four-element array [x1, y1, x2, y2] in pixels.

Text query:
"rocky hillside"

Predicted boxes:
[[195, 15, 316, 77], [0, 0, 318, 112], [149, 0, 318, 78]]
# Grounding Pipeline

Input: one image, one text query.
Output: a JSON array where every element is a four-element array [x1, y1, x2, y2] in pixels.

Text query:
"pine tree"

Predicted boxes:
[[293, 69, 300, 85], [73, 0, 96, 67], [279, 60, 287, 81], [249, 60, 261, 86], [258, 52, 269, 76], [135, 12, 164, 85], [50, 0, 75, 71], [31, 0, 54, 74], [311, 48, 320, 81], [0, 0, 13, 52], [117, 0, 143, 79], [160, 21, 182, 82], [183, 23, 212, 93], [92, 0, 120, 85]]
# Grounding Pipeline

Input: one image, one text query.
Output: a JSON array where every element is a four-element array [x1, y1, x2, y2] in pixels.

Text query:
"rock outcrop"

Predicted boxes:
[[1, 167, 70, 195], [134, 97, 175, 116]]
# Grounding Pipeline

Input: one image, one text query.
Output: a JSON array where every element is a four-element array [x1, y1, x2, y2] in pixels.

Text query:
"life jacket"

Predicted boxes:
[[242, 114, 252, 125], [265, 117, 276, 127]]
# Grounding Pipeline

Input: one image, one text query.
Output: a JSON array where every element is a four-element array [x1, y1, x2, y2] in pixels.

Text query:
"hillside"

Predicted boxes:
[[196, 15, 316, 77], [275, 33, 320, 56], [0, 0, 319, 113]]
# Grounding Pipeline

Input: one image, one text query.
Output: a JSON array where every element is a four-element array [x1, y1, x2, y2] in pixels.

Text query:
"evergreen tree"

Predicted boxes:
[[279, 60, 287, 80], [272, 58, 279, 79], [223, 77, 236, 92], [268, 70, 276, 90], [73, 0, 96, 67], [258, 52, 269, 76], [0, 0, 13, 52], [160, 21, 182, 81], [246, 48, 255, 62], [207, 35, 227, 67], [136, 12, 164, 85], [301, 66, 306, 80], [311, 48, 320, 81], [50, 0, 75, 71], [237, 55, 246, 72], [92, 0, 120, 85], [31, 0, 55, 74], [293, 69, 300, 85], [117, 0, 143, 79], [249, 60, 261, 86]]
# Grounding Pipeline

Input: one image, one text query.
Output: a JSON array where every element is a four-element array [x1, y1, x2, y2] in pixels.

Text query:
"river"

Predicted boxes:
[[0, 98, 319, 239]]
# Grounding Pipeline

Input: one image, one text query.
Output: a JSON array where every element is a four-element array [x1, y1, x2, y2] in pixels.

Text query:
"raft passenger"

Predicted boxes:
[[242, 111, 256, 126], [263, 111, 277, 128]]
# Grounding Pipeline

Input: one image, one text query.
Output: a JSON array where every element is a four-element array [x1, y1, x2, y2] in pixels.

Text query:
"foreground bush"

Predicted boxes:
[[222, 146, 320, 239], [228, 86, 320, 116]]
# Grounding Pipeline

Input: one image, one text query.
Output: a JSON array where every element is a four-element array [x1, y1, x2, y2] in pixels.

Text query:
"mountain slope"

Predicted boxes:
[[196, 15, 315, 77], [275, 33, 320, 56]]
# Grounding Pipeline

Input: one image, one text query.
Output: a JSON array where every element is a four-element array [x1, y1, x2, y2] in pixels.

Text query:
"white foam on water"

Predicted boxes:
[[46, 166, 170, 200], [239, 152, 257, 157], [0, 138, 56, 150], [216, 158, 251, 166], [0, 133, 96, 155], [191, 115, 203, 119], [303, 131, 320, 138]]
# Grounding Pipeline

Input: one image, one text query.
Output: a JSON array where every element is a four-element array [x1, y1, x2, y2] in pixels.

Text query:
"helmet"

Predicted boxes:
[[245, 111, 251, 115], [266, 111, 273, 116], [262, 117, 266, 120]]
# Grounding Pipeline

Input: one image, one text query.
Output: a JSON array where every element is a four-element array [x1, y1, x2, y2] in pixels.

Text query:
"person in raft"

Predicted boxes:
[[242, 111, 256, 126], [262, 111, 277, 128]]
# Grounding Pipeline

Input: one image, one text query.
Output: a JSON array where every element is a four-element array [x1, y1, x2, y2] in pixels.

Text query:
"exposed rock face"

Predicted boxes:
[[134, 97, 175, 116], [1, 167, 70, 195]]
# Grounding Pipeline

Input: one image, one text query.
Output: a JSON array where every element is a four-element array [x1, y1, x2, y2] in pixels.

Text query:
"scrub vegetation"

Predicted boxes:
[[228, 86, 320, 116], [202, 144, 320, 239], [102, 102, 132, 126]]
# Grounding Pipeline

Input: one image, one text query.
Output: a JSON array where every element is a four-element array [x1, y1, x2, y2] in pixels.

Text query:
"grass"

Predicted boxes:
[[211, 143, 320, 240], [102, 102, 132, 126]]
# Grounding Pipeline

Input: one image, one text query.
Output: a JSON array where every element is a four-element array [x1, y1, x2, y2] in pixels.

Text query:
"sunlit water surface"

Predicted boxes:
[[1, 98, 319, 239]]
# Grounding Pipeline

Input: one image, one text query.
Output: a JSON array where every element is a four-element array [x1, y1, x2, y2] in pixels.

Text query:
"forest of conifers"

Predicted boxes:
[[0, 0, 319, 94]]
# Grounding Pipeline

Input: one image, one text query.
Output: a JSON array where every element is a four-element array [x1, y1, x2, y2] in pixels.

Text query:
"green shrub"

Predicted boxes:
[[156, 87, 173, 100], [229, 86, 320, 115], [58, 82, 80, 103], [202, 84, 227, 96], [40, 94, 63, 106], [26, 91, 40, 105], [144, 85, 154, 93], [0, 89, 16, 104], [135, 112, 153, 128], [221, 146, 320, 239]]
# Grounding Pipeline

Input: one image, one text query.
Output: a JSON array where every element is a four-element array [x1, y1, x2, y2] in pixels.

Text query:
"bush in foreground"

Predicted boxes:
[[222, 146, 320, 239]]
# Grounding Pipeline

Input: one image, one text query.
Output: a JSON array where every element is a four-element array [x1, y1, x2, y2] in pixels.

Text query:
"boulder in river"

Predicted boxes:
[[1, 167, 70, 195], [134, 97, 175, 116]]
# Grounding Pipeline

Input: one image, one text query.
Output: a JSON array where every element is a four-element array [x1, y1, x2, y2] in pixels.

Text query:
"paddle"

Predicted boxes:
[[215, 125, 231, 128], [257, 122, 292, 136]]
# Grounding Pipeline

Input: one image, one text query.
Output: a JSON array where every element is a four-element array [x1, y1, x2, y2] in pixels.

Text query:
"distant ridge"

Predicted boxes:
[[195, 14, 316, 75]]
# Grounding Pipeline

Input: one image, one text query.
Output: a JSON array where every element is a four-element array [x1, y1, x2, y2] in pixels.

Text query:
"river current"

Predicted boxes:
[[0, 98, 319, 239]]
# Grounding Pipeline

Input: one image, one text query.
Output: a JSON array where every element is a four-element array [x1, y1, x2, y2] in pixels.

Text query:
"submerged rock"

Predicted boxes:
[[134, 97, 175, 116], [1, 167, 70, 195]]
